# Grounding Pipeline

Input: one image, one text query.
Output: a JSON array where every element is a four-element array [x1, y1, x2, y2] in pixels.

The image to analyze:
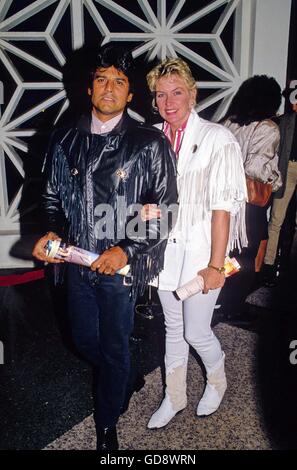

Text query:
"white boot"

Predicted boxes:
[[197, 352, 227, 417], [147, 364, 187, 429]]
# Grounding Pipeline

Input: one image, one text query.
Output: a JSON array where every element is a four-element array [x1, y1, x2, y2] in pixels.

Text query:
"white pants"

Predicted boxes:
[[158, 288, 222, 375]]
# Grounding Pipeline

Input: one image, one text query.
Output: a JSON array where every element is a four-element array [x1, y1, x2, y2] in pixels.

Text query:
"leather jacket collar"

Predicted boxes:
[[76, 111, 136, 136]]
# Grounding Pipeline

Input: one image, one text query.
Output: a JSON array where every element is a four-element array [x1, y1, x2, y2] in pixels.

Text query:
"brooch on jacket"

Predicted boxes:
[[116, 168, 127, 181]]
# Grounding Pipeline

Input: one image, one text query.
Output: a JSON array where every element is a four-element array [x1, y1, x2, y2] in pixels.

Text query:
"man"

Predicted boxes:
[[32, 44, 177, 450], [263, 94, 297, 284]]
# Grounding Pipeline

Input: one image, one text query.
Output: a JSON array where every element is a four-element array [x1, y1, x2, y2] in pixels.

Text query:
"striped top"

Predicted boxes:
[[163, 119, 188, 157]]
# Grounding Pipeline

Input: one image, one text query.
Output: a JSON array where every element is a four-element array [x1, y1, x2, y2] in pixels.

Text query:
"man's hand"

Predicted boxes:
[[198, 267, 225, 294], [141, 203, 162, 221], [90, 246, 128, 275], [32, 231, 63, 264]]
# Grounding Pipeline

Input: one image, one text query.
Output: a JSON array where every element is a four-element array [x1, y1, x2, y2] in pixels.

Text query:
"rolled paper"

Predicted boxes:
[[175, 275, 204, 301], [174, 256, 240, 301], [223, 256, 241, 277], [45, 240, 130, 275]]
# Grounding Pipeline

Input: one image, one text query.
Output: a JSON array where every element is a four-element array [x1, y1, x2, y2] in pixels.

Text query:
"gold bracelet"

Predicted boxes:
[[208, 263, 225, 274]]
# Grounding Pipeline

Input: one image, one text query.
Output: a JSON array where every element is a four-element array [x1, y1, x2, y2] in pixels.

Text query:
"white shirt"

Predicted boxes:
[[91, 112, 123, 134]]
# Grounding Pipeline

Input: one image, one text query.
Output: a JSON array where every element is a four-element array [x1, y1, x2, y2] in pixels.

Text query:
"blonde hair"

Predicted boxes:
[[146, 57, 197, 93]]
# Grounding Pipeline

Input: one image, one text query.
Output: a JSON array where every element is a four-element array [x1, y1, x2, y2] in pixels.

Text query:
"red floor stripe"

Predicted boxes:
[[0, 269, 45, 286]]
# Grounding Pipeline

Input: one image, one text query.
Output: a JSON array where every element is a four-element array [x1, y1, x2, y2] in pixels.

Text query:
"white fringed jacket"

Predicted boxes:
[[156, 110, 248, 291]]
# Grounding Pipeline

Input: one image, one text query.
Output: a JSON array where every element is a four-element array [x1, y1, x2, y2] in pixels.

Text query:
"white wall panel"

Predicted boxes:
[[0, 0, 292, 267]]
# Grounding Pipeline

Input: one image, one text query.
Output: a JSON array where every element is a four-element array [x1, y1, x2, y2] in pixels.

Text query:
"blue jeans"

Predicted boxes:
[[67, 265, 135, 428]]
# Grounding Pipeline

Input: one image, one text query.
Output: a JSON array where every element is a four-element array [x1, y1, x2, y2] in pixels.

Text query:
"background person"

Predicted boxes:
[[263, 92, 297, 284], [223, 75, 282, 319]]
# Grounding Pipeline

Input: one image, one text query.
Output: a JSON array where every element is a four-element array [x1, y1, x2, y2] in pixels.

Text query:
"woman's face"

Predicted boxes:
[[155, 74, 196, 131]]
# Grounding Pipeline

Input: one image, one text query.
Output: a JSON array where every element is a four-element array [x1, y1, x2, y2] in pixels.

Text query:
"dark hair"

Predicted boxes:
[[224, 75, 282, 125], [89, 43, 135, 92]]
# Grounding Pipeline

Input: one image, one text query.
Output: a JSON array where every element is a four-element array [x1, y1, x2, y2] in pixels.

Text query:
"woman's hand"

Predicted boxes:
[[198, 267, 225, 294], [141, 204, 162, 221]]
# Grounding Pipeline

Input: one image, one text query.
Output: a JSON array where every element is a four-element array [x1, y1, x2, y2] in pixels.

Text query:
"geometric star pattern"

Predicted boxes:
[[0, 0, 242, 238]]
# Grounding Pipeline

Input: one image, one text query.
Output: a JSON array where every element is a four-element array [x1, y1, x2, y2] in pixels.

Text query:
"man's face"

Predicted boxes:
[[88, 66, 133, 122]]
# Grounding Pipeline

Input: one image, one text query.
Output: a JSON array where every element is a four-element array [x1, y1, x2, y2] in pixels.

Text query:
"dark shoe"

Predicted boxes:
[[97, 426, 118, 451], [262, 263, 278, 287]]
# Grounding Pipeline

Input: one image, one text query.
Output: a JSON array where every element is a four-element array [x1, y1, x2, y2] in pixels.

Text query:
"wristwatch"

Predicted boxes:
[[208, 263, 226, 274]]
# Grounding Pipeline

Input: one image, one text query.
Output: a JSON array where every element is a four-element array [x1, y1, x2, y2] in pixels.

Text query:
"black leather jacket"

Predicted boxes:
[[42, 112, 178, 291]]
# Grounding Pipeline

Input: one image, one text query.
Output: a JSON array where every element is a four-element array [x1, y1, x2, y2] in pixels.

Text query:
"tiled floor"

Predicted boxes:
[[0, 231, 296, 450]]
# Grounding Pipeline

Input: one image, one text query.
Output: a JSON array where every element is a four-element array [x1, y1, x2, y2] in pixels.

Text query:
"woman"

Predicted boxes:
[[145, 58, 247, 429], [222, 76, 282, 318]]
